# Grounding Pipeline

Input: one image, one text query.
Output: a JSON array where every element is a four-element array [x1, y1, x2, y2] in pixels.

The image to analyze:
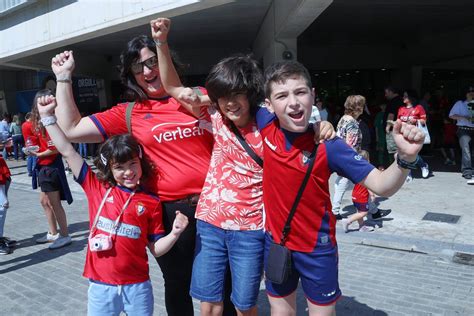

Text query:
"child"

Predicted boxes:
[[36, 95, 189, 315], [341, 150, 374, 233], [151, 17, 335, 316], [0, 155, 14, 255], [257, 60, 424, 315]]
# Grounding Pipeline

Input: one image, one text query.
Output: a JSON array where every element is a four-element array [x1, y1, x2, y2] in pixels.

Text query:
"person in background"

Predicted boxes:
[[22, 112, 39, 177], [384, 86, 404, 165], [0, 154, 15, 255], [398, 89, 430, 180], [449, 86, 474, 185], [440, 115, 457, 166], [374, 103, 388, 168], [30, 89, 73, 249], [9, 114, 25, 161], [0, 114, 12, 160]]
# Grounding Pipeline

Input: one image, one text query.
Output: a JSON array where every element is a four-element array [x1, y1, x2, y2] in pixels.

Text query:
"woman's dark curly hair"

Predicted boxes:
[[119, 35, 184, 102], [93, 134, 155, 187], [205, 55, 264, 118]]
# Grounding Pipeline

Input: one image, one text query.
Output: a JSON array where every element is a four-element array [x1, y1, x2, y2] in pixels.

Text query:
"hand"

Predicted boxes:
[[392, 119, 424, 161], [37, 95, 57, 118], [313, 121, 336, 143], [178, 88, 202, 107], [150, 17, 170, 42], [171, 211, 188, 236], [51, 50, 75, 77]]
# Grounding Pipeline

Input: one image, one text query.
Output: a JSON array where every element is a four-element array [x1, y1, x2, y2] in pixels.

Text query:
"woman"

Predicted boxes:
[[50, 18, 335, 315], [9, 115, 25, 161], [30, 89, 73, 249], [398, 89, 430, 180]]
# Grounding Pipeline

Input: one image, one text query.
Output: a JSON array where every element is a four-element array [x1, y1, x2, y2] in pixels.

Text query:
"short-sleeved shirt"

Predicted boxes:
[[0, 157, 11, 184], [22, 121, 38, 147], [352, 183, 369, 204], [90, 98, 213, 201], [397, 105, 426, 125], [257, 108, 374, 252], [196, 106, 263, 231], [449, 100, 474, 128], [76, 162, 164, 285], [336, 115, 362, 152], [36, 130, 58, 166]]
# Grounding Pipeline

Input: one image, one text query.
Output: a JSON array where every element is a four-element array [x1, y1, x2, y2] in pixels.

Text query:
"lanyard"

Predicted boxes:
[[89, 187, 136, 239]]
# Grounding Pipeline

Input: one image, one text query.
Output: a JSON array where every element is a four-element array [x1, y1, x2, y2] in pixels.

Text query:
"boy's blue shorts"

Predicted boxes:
[[353, 201, 369, 212], [264, 233, 341, 306], [190, 220, 265, 311]]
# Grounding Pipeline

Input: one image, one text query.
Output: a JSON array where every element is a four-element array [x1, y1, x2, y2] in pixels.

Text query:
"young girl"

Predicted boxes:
[[152, 18, 334, 316], [36, 94, 189, 315], [341, 150, 375, 233], [30, 89, 72, 249]]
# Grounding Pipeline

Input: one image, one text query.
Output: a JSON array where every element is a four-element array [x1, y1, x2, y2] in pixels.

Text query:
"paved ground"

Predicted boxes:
[[1, 157, 473, 315]]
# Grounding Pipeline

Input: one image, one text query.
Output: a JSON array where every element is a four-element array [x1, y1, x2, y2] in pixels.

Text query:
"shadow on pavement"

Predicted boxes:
[[0, 221, 89, 274]]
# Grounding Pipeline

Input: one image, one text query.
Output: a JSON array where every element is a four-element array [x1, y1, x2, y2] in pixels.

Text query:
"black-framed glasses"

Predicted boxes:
[[131, 56, 158, 74]]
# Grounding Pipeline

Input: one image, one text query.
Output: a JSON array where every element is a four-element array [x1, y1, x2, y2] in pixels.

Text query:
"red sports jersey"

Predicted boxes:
[[352, 184, 369, 204], [397, 105, 426, 124], [21, 121, 38, 146], [76, 162, 164, 285], [36, 130, 58, 166], [257, 109, 374, 252], [90, 98, 213, 201]]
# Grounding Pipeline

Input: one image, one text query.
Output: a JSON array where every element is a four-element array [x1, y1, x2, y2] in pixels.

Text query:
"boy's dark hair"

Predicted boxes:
[[264, 60, 312, 98], [31, 89, 54, 137], [205, 55, 264, 117], [119, 35, 184, 102], [403, 89, 419, 106], [93, 134, 155, 187]]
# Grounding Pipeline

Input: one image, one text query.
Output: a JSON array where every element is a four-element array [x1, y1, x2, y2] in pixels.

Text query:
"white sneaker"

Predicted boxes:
[[421, 165, 429, 178], [467, 179, 474, 185], [49, 235, 72, 249], [36, 232, 59, 244], [341, 219, 350, 233], [405, 174, 413, 183], [359, 225, 374, 232]]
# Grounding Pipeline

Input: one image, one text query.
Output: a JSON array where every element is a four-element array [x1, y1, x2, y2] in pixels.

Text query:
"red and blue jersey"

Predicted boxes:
[[257, 108, 374, 252], [90, 97, 213, 201], [76, 162, 164, 285]]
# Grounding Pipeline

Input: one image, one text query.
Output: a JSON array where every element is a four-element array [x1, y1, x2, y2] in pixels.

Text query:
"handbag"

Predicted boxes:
[[265, 145, 318, 284], [416, 121, 431, 145]]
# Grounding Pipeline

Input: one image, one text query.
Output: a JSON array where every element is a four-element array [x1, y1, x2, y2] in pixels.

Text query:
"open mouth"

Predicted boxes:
[[144, 75, 158, 84], [227, 107, 241, 115], [289, 111, 304, 120]]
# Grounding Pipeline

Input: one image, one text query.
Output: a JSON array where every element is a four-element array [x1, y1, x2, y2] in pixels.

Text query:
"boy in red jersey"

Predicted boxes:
[[256, 61, 425, 316]]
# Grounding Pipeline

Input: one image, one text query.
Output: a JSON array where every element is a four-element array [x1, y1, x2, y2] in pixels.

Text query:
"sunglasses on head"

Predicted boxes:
[[131, 56, 158, 74]]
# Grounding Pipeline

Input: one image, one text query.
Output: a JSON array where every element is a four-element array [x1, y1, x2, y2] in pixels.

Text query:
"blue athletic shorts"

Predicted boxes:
[[353, 202, 369, 212], [87, 279, 153, 316], [264, 233, 341, 305], [190, 220, 265, 310]]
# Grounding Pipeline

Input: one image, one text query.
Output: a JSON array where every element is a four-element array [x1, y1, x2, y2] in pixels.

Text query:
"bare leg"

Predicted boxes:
[[201, 302, 224, 316], [45, 191, 69, 236], [268, 291, 296, 316], [307, 299, 336, 316], [39, 192, 58, 235]]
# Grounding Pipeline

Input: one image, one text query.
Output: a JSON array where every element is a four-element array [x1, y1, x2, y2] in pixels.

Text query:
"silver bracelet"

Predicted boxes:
[[154, 39, 168, 47], [40, 115, 57, 126]]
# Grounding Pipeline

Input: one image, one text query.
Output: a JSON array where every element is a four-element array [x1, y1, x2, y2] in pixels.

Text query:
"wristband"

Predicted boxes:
[[56, 79, 72, 83], [40, 115, 57, 127], [396, 155, 419, 170], [153, 39, 167, 47]]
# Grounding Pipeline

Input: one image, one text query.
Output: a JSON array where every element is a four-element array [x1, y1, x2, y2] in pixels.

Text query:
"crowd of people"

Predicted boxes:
[[0, 16, 471, 316]]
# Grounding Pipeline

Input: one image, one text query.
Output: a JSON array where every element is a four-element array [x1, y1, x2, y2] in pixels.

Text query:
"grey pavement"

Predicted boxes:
[[1, 158, 473, 315]]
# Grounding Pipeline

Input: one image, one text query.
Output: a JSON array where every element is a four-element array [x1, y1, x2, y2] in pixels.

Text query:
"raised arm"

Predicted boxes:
[[51, 51, 103, 143], [36, 95, 84, 178], [362, 120, 424, 196], [150, 18, 210, 117]]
